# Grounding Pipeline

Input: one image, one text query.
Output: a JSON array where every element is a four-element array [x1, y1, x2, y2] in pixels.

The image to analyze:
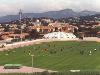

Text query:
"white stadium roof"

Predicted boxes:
[[43, 32, 76, 39]]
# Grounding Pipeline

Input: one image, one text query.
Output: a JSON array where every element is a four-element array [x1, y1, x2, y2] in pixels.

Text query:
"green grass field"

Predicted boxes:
[[0, 41, 100, 72]]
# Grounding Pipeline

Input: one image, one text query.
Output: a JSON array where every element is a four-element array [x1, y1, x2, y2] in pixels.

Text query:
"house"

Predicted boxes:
[[49, 23, 75, 33], [32, 26, 54, 34], [8, 33, 29, 39]]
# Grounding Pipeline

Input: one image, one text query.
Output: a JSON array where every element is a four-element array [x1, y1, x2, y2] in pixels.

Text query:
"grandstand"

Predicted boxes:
[[43, 32, 76, 39]]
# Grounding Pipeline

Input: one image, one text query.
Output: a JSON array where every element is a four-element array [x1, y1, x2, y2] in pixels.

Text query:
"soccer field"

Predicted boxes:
[[0, 41, 100, 71]]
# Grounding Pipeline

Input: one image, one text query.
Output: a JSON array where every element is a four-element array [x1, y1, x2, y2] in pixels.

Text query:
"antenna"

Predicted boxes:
[[19, 9, 22, 22], [19, 9, 23, 41]]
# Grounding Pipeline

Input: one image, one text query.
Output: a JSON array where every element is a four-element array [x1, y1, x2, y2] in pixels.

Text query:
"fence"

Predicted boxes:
[[1, 71, 100, 75]]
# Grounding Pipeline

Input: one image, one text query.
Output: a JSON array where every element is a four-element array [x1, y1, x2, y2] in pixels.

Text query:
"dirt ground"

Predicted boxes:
[[0, 66, 57, 73], [0, 37, 99, 51]]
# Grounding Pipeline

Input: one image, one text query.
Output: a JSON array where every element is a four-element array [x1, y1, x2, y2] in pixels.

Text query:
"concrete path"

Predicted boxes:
[[0, 66, 57, 73], [0, 37, 99, 51]]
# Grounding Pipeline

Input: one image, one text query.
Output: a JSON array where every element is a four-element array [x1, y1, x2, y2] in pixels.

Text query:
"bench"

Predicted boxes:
[[4, 64, 22, 69]]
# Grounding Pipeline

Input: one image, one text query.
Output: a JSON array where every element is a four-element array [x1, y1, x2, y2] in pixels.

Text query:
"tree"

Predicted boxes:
[[29, 30, 39, 39]]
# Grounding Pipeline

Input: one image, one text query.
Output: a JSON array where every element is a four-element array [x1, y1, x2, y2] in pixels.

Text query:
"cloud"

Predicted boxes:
[[0, 0, 100, 16]]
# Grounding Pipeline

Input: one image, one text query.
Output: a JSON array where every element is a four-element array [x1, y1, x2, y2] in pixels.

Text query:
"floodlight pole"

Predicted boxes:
[[31, 54, 34, 73]]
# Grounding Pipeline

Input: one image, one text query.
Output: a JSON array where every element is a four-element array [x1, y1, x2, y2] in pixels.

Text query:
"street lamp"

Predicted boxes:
[[31, 54, 34, 73]]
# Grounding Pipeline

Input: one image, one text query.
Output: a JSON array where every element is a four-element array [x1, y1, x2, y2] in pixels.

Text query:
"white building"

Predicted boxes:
[[43, 32, 76, 39]]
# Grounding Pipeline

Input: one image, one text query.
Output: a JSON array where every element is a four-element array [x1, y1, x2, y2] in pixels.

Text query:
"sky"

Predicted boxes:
[[0, 0, 100, 16]]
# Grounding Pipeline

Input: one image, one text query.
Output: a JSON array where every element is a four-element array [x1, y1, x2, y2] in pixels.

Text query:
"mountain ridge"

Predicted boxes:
[[0, 9, 99, 23]]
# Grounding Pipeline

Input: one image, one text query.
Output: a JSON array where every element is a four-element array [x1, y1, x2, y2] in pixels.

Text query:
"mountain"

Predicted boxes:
[[79, 10, 99, 16], [42, 9, 78, 18], [0, 9, 99, 23]]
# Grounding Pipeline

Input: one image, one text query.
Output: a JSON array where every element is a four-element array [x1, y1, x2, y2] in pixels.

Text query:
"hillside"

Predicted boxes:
[[0, 9, 99, 23]]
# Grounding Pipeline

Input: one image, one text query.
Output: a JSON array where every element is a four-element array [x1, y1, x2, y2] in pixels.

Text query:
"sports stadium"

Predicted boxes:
[[0, 32, 99, 75]]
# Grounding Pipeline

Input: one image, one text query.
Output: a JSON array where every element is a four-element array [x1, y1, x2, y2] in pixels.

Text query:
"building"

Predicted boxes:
[[43, 32, 76, 39]]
